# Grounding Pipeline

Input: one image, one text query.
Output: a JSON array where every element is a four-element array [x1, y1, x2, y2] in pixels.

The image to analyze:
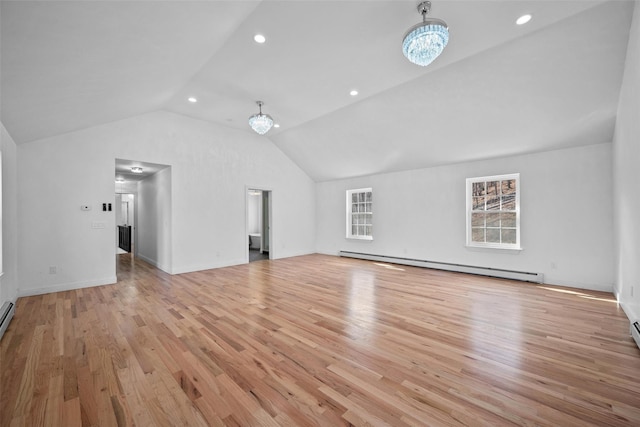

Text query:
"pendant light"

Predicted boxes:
[[402, 1, 449, 67]]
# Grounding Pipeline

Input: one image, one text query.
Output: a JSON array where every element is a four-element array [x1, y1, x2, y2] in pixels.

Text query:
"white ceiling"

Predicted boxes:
[[1, 1, 634, 182], [115, 159, 169, 182]]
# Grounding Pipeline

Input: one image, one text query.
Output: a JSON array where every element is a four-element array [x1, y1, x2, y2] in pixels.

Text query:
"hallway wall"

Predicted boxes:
[[17, 111, 316, 295]]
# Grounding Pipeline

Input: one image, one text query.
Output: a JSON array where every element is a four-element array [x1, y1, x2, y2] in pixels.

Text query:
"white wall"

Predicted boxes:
[[613, 1, 640, 322], [1, 122, 18, 304], [17, 111, 316, 294], [137, 168, 172, 272], [115, 193, 135, 226], [115, 179, 138, 195], [115, 194, 123, 225], [124, 194, 134, 228], [317, 143, 614, 291], [247, 192, 261, 235], [18, 132, 119, 295]]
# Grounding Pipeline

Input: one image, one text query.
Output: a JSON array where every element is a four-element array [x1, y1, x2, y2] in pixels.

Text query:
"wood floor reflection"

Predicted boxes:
[[1, 254, 639, 426]]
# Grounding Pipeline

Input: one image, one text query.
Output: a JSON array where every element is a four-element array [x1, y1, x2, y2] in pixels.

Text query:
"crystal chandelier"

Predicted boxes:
[[248, 101, 274, 135], [402, 1, 449, 67]]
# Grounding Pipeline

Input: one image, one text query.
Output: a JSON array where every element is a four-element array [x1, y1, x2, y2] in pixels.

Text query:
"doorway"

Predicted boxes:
[[247, 188, 272, 262], [115, 159, 171, 267], [116, 193, 135, 254]]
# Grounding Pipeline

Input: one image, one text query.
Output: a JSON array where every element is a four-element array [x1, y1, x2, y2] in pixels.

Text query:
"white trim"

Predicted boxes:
[[244, 185, 274, 262], [465, 244, 523, 252], [542, 278, 613, 293], [346, 235, 374, 241], [18, 276, 118, 297], [346, 187, 373, 240], [466, 173, 521, 250], [171, 258, 248, 275], [620, 301, 640, 325], [0, 301, 15, 341], [136, 253, 172, 274], [339, 251, 543, 283]]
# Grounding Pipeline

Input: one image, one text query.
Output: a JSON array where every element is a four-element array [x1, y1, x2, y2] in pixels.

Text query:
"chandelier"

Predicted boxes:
[[402, 1, 449, 67], [248, 101, 274, 135]]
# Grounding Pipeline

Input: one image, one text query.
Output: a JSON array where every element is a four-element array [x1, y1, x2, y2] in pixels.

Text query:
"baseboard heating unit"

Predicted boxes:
[[0, 301, 16, 340], [632, 322, 640, 351], [339, 251, 544, 284]]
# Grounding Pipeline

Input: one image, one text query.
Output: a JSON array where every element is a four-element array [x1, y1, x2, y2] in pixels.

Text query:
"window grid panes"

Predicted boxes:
[[467, 174, 520, 249], [346, 188, 372, 240]]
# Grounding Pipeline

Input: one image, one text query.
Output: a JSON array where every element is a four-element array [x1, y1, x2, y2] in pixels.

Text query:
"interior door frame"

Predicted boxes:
[[245, 185, 273, 262], [115, 192, 137, 255]]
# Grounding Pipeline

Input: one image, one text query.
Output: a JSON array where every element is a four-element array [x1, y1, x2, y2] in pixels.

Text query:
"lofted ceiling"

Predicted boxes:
[[0, 1, 634, 182]]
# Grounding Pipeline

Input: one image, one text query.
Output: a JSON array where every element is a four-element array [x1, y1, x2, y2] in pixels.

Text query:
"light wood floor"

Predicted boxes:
[[1, 254, 639, 426]]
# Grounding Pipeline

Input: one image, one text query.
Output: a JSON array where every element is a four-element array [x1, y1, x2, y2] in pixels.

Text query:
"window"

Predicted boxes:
[[346, 188, 372, 240], [466, 173, 520, 249]]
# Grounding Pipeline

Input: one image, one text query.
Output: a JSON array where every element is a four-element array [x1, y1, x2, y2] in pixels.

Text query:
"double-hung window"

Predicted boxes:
[[466, 174, 520, 249], [346, 188, 372, 240]]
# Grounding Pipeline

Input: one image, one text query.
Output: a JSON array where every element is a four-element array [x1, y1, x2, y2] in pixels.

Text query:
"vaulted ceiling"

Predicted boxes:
[[1, 1, 634, 181]]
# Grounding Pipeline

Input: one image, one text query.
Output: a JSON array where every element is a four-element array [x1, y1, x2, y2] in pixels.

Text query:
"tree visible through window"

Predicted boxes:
[[466, 174, 520, 249], [346, 188, 372, 240]]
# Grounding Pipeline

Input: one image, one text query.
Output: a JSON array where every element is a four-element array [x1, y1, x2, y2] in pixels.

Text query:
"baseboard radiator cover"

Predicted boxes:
[[632, 322, 640, 351], [339, 251, 544, 284], [0, 301, 16, 341]]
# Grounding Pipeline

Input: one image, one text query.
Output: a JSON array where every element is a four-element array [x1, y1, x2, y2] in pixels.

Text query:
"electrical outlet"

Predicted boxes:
[[49, 266, 57, 274]]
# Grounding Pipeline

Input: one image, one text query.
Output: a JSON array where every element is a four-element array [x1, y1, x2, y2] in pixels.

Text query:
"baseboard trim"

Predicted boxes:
[[136, 254, 172, 274], [339, 251, 543, 283], [0, 301, 16, 341], [171, 259, 247, 275], [18, 276, 118, 297], [541, 278, 613, 293], [620, 301, 639, 324]]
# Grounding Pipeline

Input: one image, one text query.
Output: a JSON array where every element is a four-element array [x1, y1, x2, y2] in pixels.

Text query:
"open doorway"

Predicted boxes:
[[115, 159, 171, 265], [116, 193, 135, 254], [247, 188, 272, 262]]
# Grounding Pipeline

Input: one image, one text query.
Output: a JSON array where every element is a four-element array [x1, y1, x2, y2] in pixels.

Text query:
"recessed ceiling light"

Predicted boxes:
[[131, 167, 143, 174], [516, 14, 532, 25], [254, 34, 266, 43], [274, 124, 280, 128], [350, 90, 358, 96], [115, 178, 125, 183], [188, 97, 197, 103]]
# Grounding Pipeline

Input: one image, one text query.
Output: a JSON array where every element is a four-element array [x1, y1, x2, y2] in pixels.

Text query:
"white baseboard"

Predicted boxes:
[[339, 251, 544, 284], [0, 301, 16, 341], [136, 254, 173, 274], [171, 258, 247, 275], [620, 301, 639, 324], [542, 278, 613, 293], [18, 276, 117, 297]]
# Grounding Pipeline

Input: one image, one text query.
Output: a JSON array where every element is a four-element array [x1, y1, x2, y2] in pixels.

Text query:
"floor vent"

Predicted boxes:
[[632, 322, 640, 351], [339, 251, 544, 283], [0, 301, 16, 341]]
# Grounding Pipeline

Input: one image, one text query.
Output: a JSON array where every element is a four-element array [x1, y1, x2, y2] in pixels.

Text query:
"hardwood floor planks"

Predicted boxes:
[[1, 253, 639, 426]]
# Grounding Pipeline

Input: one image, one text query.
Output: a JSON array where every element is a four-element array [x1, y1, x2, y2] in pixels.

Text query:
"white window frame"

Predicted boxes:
[[346, 188, 373, 240], [466, 173, 521, 250]]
